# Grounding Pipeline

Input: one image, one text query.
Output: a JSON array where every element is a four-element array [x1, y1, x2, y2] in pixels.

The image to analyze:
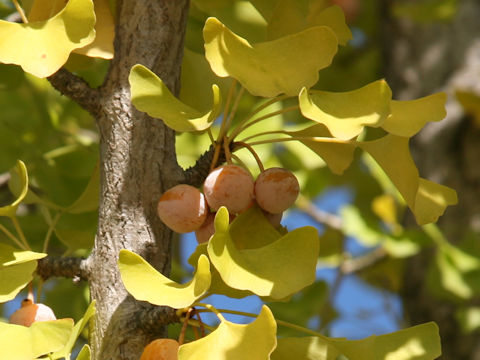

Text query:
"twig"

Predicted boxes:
[[341, 247, 388, 274], [183, 144, 227, 187], [296, 195, 343, 230], [36, 256, 91, 281], [48, 69, 101, 116]]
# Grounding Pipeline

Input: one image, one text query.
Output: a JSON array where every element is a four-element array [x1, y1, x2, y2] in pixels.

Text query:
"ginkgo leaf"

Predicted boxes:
[[129, 64, 222, 132], [0, 319, 74, 360], [0, 243, 46, 303], [204, 17, 338, 97], [74, 0, 114, 59], [50, 301, 95, 359], [65, 161, 100, 214], [330, 322, 441, 360], [0, 0, 96, 78], [272, 322, 441, 360], [271, 336, 340, 360], [283, 124, 356, 175], [0, 160, 28, 218], [178, 305, 277, 360], [76, 345, 91, 360], [207, 207, 319, 299], [414, 178, 458, 225], [118, 250, 211, 309], [267, 2, 352, 45], [299, 80, 392, 140], [381, 93, 447, 137], [360, 134, 457, 225]]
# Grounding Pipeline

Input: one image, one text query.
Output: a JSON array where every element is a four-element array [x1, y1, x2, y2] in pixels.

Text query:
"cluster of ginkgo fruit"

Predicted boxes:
[[157, 164, 300, 243]]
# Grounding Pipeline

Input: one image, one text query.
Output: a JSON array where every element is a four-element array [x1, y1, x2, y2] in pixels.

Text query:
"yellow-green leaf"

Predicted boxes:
[[330, 322, 441, 360], [207, 207, 319, 299], [360, 135, 457, 225], [0, 243, 46, 266], [204, 17, 338, 97], [129, 64, 221, 132], [178, 305, 277, 360], [284, 124, 356, 175], [299, 80, 392, 140], [267, 2, 352, 45], [65, 162, 100, 214], [74, 0, 115, 59], [76, 345, 91, 360], [0, 243, 46, 303], [50, 301, 95, 359], [273, 322, 441, 360], [0, 318, 74, 360], [119, 250, 211, 309], [0, 0, 96, 78], [271, 336, 340, 360], [0, 160, 28, 218], [414, 178, 458, 225], [382, 93, 447, 137]]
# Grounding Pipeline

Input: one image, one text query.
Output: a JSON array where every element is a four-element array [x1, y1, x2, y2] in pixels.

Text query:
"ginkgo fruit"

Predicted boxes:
[[255, 168, 299, 214], [140, 338, 179, 360], [9, 299, 57, 327], [157, 184, 208, 233], [203, 164, 254, 214]]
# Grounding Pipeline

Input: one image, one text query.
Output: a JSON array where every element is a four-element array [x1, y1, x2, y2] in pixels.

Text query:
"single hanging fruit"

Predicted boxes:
[[157, 184, 208, 233], [9, 298, 56, 327], [203, 164, 254, 214], [140, 338, 179, 360], [255, 168, 299, 214]]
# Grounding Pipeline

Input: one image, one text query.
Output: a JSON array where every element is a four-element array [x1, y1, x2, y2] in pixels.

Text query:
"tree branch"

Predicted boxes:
[[36, 256, 91, 281], [134, 302, 179, 336], [48, 69, 101, 116], [183, 145, 226, 188]]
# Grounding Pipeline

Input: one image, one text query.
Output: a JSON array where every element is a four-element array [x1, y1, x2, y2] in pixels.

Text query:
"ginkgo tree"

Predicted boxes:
[[0, 0, 459, 359]]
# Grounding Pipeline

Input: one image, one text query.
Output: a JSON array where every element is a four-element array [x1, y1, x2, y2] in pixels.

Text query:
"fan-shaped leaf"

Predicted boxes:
[[267, 2, 352, 45], [0, 319, 74, 360], [207, 207, 319, 299], [283, 124, 356, 175], [119, 250, 211, 308], [178, 305, 277, 360], [360, 135, 457, 225], [381, 93, 447, 137], [204, 17, 338, 97], [50, 301, 95, 359], [299, 80, 392, 140], [0, 160, 28, 218], [0, 243, 46, 303], [0, 0, 96, 77], [272, 322, 441, 360], [129, 64, 221, 132]]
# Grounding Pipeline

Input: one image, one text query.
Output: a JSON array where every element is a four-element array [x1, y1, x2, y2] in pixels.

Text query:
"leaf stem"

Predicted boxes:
[[0, 222, 26, 250], [232, 142, 265, 172], [11, 216, 31, 250], [217, 79, 237, 142], [12, 0, 28, 23], [231, 105, 299, 141], [194, 303, 226, 322], [239, 129, 290, 143], [246, 136, 353, 147], [229, 95, 289, 140], [42, 212, 62, 253], [222, 86, 245, 139], [195, 307, 328, 338]]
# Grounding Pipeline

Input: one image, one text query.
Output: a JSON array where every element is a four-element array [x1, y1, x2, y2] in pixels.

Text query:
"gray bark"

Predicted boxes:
[[88, 1, 189, 359], [383, 1, 480, 358]]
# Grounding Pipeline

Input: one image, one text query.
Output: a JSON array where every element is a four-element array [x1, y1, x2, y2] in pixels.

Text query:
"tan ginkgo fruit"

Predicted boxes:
[[9, 298, 57, 327]]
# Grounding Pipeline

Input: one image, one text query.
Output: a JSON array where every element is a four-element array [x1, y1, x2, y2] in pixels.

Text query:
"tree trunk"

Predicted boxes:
[[383, 1, 480, 358], [88, 1, 190, 359]]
